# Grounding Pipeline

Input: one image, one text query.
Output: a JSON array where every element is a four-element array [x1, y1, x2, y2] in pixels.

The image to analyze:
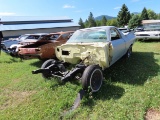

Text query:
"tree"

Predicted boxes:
[[107, 19, 118, 26], [88, 12, 96, 27], [78, 18, 85, 28], [117, 4, 131, 27], [130, 13, 135, 19], [128, 15, 142, 29], [157, 13, 160, 19], [101, 16, 107, 26], [96, 20, 101, 26], [84, 19, 89, 28], [141, 7, 149, 20], [147, 9, 157, 20]]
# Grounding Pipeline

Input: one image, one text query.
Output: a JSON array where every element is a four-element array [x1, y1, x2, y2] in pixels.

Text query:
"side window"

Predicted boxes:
[[44, 35, 52, 40], [68, 33, 73, 39], [34, 35, 40, 39], [27, 35, 34, 39], [61, 33, 70, 39], [50, 34, 59, 40], [110, 29, 121, 41]]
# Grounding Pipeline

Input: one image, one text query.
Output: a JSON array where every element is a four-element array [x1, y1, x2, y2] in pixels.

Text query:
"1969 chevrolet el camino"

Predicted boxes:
[[18, 31, 74, 60], [33, 26, 135, 92]]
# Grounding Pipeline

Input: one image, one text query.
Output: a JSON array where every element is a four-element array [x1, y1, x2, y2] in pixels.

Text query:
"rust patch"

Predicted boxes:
[[144, 108, 160, 120]]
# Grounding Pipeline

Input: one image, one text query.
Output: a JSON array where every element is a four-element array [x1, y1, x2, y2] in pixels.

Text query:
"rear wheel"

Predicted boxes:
[[41, 59, 55, 79], [81, 65, 103, 92], [125, 46, 132, 58]]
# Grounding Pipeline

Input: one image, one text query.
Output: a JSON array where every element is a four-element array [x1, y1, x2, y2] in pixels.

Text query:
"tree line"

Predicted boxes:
[[78, 4, 160, 29]]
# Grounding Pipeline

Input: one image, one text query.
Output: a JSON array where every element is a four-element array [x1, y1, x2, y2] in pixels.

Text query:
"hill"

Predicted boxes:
[[95, 12, 140, 21], [95, 15, 116, 20], [132, 12, 140, 15]]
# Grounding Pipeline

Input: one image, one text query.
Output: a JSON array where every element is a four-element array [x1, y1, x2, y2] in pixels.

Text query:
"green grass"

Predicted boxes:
[[0, 41, 160, 120]]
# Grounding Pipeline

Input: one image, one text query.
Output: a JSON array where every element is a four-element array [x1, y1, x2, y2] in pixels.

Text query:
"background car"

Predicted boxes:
[[18, 31, 74, 60], [135, 31, 160, 40], [8, 33, 49, 56], [134, 25, 160, 40], [1, 34, 29, 52]]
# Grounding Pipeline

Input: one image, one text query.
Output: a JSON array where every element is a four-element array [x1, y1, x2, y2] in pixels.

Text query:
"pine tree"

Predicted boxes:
[[101, 16, 107, 26], [96, 20, 101, 26], [84, 19, 89, 28], [128, 15, 141, 29], [78, 18, 85, 28], [88, 12, 96, 27], [141, 7, 149, 20], [157, 13, 160, 19], [117, 4, 131, 27]]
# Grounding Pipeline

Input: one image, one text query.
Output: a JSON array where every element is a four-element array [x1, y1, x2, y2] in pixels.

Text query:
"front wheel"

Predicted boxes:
[[81, 65, 103, 92], [41, 59, 55, 79]]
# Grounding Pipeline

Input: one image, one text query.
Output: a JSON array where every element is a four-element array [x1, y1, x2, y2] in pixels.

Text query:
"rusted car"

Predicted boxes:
[[18, 31, 74, 60], [8, 33, 49, 56]]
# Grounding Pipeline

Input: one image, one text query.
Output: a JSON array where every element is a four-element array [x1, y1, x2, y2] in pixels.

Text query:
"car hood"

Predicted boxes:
[[21, 39, 39, 43], [2, 39, 20, 43]]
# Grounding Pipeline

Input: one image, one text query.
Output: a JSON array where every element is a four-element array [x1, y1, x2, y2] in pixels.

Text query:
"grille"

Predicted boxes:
[[136, 34, 150, 36]]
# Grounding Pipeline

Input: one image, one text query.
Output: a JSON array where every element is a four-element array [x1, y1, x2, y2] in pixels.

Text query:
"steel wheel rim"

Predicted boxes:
[[90, 69, 103, 92]]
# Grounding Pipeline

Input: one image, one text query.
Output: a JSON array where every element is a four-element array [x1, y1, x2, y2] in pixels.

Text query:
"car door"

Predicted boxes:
[[109, 28, 126, 66]]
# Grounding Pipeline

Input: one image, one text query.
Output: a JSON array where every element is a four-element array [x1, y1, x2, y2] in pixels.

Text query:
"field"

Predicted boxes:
[[0, 41, 160, 120]]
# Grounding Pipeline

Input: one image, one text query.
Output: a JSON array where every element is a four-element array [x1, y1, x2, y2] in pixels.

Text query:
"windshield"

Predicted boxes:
[[19, 35, 29, 41], [144, 25, 160, 31], [67, 29, 107, 43], [26, 35, 40, 39]]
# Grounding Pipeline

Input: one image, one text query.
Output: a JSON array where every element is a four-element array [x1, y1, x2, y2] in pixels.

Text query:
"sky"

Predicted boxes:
[[0, 0, 159, 23]]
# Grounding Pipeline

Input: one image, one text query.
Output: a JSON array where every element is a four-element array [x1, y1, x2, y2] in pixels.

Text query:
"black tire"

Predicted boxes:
[[81, 65, 103, 92], [125, 46, 132, 58], [41, 59, 55, 79]]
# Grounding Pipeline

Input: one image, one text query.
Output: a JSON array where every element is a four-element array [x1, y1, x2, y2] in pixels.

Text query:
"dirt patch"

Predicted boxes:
[[0, 90, 36, 110], [12, 79, 21, 83], [144, 108, 160, 120]]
